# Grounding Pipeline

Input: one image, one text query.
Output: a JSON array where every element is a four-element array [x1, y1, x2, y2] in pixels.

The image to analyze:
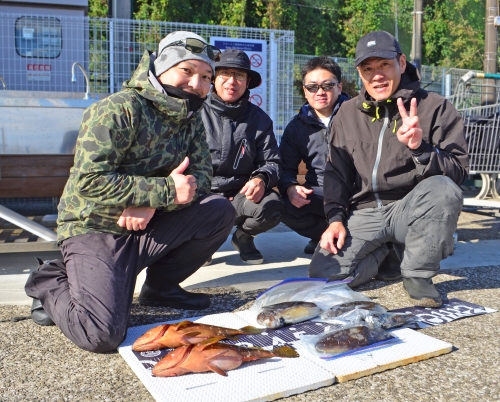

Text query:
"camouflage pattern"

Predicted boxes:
[[57, 50, 212, 241]]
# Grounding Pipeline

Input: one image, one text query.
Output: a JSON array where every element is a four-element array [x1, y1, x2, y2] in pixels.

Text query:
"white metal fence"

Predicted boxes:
[[0, 12, 295, 135]]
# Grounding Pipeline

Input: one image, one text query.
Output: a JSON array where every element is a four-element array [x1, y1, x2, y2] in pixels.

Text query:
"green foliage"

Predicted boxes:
[[88, 0, 108, 17], [88, 0, 490, 70]]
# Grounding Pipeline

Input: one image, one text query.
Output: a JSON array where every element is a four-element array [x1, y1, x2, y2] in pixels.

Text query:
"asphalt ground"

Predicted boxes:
[[0, 206, 499, 401]]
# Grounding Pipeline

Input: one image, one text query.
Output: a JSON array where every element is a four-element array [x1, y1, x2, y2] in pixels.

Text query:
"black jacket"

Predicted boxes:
[[278, 93, 350, 197], [201, 90, 281, 197], [325, 63, 469, 224]]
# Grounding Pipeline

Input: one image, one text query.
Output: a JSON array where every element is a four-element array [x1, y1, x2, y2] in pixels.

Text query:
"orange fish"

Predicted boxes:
[[152, 337, 299, 377], [132, 321, 263, 352]]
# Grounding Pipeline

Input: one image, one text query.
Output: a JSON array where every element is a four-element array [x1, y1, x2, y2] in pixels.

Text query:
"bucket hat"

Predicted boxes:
[[215, 49, 262, 89]]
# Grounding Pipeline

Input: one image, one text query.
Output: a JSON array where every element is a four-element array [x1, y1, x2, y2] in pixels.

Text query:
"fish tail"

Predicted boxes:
[[271, 346, 299, 358], [239, 325, 264, 335]]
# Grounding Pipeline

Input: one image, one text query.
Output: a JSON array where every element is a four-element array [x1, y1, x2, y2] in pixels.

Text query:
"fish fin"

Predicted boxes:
[[197, 336, 226, 350], [180, 331, 202, 345], [207, 362, 228, 377], [174, 320, 193, 330], [239, 325, 264, 335], [272, 346, 300, 358]]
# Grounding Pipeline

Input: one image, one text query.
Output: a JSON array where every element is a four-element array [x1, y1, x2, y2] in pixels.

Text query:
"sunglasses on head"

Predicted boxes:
[[304, 82, 338, 93], [160, 38, 221, 62]]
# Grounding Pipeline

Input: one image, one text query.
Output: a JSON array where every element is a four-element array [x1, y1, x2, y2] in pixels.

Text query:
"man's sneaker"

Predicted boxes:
[[202, 257, 212, 267], [28, 257, 55, 326], [138, 283, 211, 310], [375, 248, 402, 281], [403, 277, 442, 308], [231, 229, 264, 264], [304, 239, 318, 255]]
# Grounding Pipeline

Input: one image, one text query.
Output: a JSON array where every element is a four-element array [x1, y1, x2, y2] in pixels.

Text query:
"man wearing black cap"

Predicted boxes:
[[309, 31, 469, 308], [201, 49, 284, 264]]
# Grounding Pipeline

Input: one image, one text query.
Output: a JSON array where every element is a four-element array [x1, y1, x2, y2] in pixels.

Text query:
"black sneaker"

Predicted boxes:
[[28, 257, 55, 326], [202, 257, 212, 267], [231, 229, 264, 264], [403, 277, 442, 308], [138, 283, 211, 310], [304, 239, 318, 254], [375, 248, 402, 281]]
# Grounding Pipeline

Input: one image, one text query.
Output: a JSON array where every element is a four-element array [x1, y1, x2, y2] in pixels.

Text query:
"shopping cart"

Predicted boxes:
[[450, 71, 500, 200]]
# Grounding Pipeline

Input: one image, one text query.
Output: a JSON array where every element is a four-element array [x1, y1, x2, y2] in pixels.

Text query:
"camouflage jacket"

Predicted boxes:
[[57, 50, 212, 241]]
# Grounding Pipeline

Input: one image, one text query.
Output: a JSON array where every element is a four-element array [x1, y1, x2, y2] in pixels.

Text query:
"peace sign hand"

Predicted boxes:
[[396, 98, 422, 149]]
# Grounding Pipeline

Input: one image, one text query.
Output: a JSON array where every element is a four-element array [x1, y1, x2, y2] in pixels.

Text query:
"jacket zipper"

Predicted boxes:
[[233, 138, 247, 170], [372, 106, 389, 209]]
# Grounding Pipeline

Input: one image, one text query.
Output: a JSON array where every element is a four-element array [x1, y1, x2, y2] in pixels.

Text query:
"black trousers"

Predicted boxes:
[[281, 191, 328, 241], [231, 189, 285, 236], [25, 194, 235, 353]]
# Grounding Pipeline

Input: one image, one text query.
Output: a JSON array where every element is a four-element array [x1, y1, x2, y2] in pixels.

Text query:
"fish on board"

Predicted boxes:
[[152, 336, 299, 377], [364, 312, 417, 329], [132, 321, 263, 352], [256, 301, 323, 329], [315, 325, 393, 355], [320, 301, 386, 320]]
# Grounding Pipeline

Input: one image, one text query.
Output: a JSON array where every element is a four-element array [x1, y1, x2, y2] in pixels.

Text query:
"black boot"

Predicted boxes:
[[231, 229, 264, 264], [28, 257, 55, 326], [375, 248, 402, 281], [138, 283, 211, 310], [303, 239, 319, 255], [403, 277, 442, 308]]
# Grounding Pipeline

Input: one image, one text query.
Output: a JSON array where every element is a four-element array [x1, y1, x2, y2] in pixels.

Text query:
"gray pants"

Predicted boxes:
[[231, 189, 285, 236], [25, 194, 235, 353], [309, 176, 463, 287]]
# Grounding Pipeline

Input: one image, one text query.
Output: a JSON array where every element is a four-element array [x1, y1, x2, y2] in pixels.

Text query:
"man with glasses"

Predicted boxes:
[[278, 57, 349, 254], [24, 31, 235, 353], [309, 31, 468, 307], [201, 49, 284, 264]]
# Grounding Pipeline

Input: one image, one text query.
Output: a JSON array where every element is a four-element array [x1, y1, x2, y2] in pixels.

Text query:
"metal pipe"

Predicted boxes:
[[0, 205, 57, 242], [0, 75, 6, 90], [483, 0, 498, 105], [71, 62, 90, 100]]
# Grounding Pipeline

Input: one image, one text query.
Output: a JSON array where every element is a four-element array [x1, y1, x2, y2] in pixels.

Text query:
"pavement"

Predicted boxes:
[[0, 203, 499, 401]]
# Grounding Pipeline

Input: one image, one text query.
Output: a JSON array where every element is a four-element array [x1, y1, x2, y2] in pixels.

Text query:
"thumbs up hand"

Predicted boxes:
[[170, 157, 197, 204]]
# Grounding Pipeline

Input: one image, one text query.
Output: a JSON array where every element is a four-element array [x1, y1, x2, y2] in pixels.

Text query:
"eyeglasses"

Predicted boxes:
[[160, 38, 221, 62], [217, 69, 248, 81], [304, 82, 338, 93]]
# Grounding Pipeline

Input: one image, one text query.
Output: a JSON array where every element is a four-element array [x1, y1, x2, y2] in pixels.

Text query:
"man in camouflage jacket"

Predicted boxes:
[[25, 31, 235, 353]]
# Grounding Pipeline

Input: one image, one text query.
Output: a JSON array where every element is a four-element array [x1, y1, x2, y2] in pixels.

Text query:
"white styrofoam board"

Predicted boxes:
[[118, 313, 333, 402], [297, 327, 453, 383]]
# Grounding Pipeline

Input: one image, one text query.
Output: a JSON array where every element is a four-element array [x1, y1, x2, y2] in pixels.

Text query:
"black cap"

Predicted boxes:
[[215, 49, 262, 89], [355, 31, 402, 67]]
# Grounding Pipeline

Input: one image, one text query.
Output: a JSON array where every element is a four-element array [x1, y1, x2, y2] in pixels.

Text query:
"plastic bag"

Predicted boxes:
[[309, 282, 374, 311], [250, 278, 327, 313], [298, 323, 396, 359]]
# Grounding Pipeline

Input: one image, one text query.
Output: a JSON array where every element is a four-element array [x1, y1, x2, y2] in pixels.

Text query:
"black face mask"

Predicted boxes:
[[161, 84, 207, 112]]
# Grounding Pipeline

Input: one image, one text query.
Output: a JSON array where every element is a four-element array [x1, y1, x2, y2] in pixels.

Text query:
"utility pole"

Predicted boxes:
[[483, 0, 498, 105], [411, 0, 423, 74], [108, 0, 133, 93]]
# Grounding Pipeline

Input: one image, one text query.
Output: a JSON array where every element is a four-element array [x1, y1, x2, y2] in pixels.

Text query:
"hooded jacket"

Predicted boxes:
[[201, 90, 281, 198], [278, 92, 350, 197], [324, 62, 469, 224], [57, 50, 212, 241]]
